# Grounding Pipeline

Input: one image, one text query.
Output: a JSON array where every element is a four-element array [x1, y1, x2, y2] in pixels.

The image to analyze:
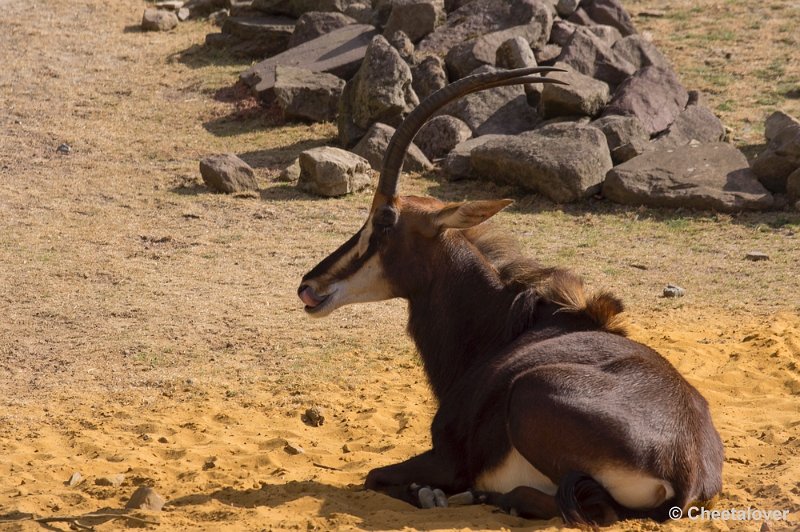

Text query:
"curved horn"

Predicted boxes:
[[377, 66, 567, 198]]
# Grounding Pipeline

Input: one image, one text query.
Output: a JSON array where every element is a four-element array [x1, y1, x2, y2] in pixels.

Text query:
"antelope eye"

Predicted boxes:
[[373, 206, 398, 229]]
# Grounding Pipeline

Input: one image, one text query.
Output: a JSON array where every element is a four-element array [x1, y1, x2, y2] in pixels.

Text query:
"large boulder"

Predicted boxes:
[[538, 62, 610, 118], [572, 0, 636, 37], [442, 135, 505, 180], [298, 147, 372, 196], [652, 104, 725, 149], [241, 24, 378, 102], [220, 16, 296, 58], [787, 168, 800, 201], [752, 114, 800, 192], [470, 122, 613, 202], [200, 154, 259, 193], [273, 66, 345, 122], [612, 34, 671, 73], [288, 12, 356, 48], [417, 0, 519, 57], [557, 26, 635, 88], [411, 55, 448, 100], [337, 34, 419, 147], [590, 114, 649, 164], [413, 115, 473, 160], [603, 143, 774, 212], [603, 66, 688, 136], [253, 0, 361, 17], [765, 111, 800, 142], [383, 0, 445, 43], [351, 122, 432, 171]]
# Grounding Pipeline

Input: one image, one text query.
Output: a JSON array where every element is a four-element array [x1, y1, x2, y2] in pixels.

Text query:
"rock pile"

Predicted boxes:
[[187, 0, 790, 208]]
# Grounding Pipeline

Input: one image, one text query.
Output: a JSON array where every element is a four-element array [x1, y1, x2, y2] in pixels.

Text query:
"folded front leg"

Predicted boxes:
[[365, 449, 466, 507]]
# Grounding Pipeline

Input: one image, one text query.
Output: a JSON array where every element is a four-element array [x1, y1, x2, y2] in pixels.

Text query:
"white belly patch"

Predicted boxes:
[[475, 447, 558, 495], [594, 468, 675, 509]]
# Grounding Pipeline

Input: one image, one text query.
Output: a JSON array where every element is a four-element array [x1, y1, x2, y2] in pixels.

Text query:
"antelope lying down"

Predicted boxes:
[[297, 67, 723, 526]]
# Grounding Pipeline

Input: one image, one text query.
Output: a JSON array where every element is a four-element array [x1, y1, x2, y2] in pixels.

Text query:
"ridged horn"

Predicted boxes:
[[377, 66, 567, 198]]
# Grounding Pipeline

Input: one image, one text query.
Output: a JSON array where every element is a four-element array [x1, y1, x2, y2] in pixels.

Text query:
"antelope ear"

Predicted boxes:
[[435, 199, 513, 230]]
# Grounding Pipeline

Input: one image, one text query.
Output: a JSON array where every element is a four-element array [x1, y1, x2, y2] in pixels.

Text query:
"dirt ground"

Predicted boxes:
[[0, 0, 798, 530]]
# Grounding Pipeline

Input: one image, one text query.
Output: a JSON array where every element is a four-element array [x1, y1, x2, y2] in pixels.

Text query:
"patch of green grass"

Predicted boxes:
[[717, 99, 736, 112]]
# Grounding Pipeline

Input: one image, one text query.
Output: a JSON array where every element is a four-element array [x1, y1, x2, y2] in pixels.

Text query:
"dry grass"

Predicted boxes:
[[0, 1, 798, 530]]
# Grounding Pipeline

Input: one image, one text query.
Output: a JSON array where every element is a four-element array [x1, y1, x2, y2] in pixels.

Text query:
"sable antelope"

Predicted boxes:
[[297, 67, 723, 526]]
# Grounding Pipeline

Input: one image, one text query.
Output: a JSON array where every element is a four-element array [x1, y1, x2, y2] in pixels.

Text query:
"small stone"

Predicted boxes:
[[302, 406, 325, 427], [125, 486, 166, 511], [745, 252, 769, 261], [208, 8, 229, 25], [342, 443, 352, 453], [414, 115, 472, 160], [142, 8, 179, 31], [200, 153, 258, 193], [140, 433, 151, 441], [284, 442, 305, 455], [663, 284, 685, 298], [95, 474, 126, 487], [177, 7, 191, 20], [67, 472, 82, 487], [298, 146, 372, 197], [277, 158, 301, 182], [202, 458, 216, 470], [157, 436, 169, 443], [56, 143, 71, 155]]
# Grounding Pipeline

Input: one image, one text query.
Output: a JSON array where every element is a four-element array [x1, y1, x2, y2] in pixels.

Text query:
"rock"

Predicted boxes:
[[288, 12, 356, 48], [253, 0, 361, 17], [388, 30, 415, 65], [555, 0, 579, 18], [534, 43, 561, 65], [178, 7, 191, 20], [157, 436, 169, 443], [662, 284, 685, 298], [603, 143, 774, 212], [414, 115, 472, 159], [95, 474, 126, 488], [142, 8, 179, 31], [557, 26, 635, 88], [612, 34, 671, 73], [603, 66, 688, 136], [208, 8, 229, 25], [417, 0, 515, 57], [438, 66, 537, 134], [155, 1, 185, 10], [284, 441, 305, 455], [383, 0, 445, 44], [549, 19, 578, 47], [745, 252, 769, 261], [495, 36, 536, 70], [298, 147, 372, 196], [274, 66, 344, 122], [202, 458, 216, 470], [66, 472, 83, 487], [352, 123, 432, 172], [302, 406, 325, 426], [277, 158, 301, 182], [751, 120, 800, 193], [126, 486, 165, 511], [56, 143, 71, 155], [411, 55, 448, 100], [241, 24, 378, 103], [184, 0, 228, 18], [221, 16, 295, 58], [344, 3, 373, 23], [653, 105, 725, 149], [470, 122, 613, 202], [788, 167, 800, 200], [587, 24, 623, 47], [765, 111, 800, 142], [580, 0, 636, 37], [538, 62, 610, 118], [590, 114, 649, 164], [200, 154, 259, 193], [337, 35, 418, 147], [442, 135, 505, 179]]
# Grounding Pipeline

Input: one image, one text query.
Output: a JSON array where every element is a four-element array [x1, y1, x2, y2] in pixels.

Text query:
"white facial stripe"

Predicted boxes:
[[355, 215, 374, 258], [309, 253, 393, 317]]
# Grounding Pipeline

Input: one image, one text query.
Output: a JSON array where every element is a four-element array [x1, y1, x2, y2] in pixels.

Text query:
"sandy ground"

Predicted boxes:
[[0, 1, 799, 530]]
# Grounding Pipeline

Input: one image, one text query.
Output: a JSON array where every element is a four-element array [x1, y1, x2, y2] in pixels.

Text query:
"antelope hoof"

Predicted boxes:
[[447, 491, 476, 506], [412, 485, 449, 508]]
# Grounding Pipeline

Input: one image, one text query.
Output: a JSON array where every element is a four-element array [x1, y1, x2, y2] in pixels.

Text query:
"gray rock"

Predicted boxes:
[[765, 111, 800, 142], [277, 158, 301, 182], [383, 0, 445, 43], [67, 472, 83, 487], [208, 8, 229, 25], [471, 122, 613, 202], [142, 8, 179, 31], [663, 284, 685, 298], [603, 66, 688, 136], [126, 486, 166, 511], [344, 2, 373, 23], [200, 154, 259, 193], [534, 43, 561, 64], [274, 66, 344, 122], [253, 0, 361, 17], [549, 19, 578, 47], [351, 122, 432, 171], [612, 34, 671, 72], [751, 121, 800, 192], [95, 474, 126, 488], [155, 1, 185, 10], [241, 24, 378, 102], [580, 0, 636, 37], [298, 147, 372, 196], [442, 135, 505, 179], [221, 16, 295, 58], [557, 26, 636, 88], [388, 30, 415, 65], [414, 115, 472, 159], [495, 36, 536, 70], [603, 143, 774, 212], [411, 55, 448, 100], [586, 25, 623, 47], [653, 105, 725, 149], [555, 0, 579, 18], [337, 35, 418, 147], [184, 0, 228, 18], [745, 251, 769, 261], [417, 0, 514, 57], [538, 62, 610, 118], [788, 167, 800, 200], [177, 7, 191, 20], [288, 11, 356, 48], [302, 406, 325, 426], [475, 94, 540, 136], [284, 441, 305, 454], [590, 114, 649, 164]]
